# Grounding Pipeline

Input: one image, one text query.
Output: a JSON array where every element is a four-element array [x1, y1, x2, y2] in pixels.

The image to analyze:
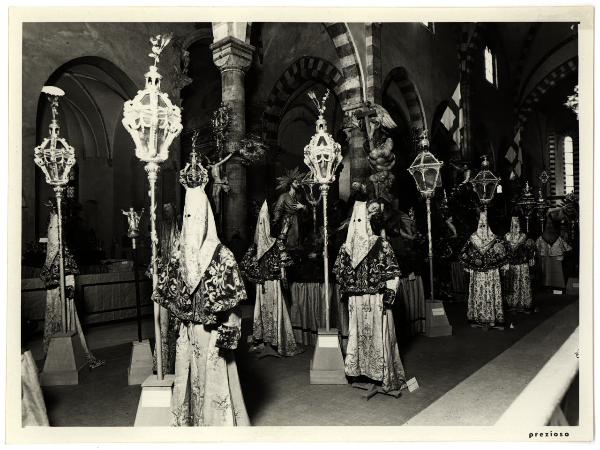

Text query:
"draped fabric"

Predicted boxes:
[[255, 200, 276, 261], [242, 202, 299, 356], [156, 209, 181, 375], [503, 219, 535, 312], [398, 275, 426, 337], [253, 280, 301, 356], [41, 212, 103, 368], [346, 294, 406, 392], [153, 187, 249, 427], [240, 241, 292, 284], [334, 201, 405, 391], [344, 201, 378, 269], [21, 350, 49, 427], [467, 270, 504, 326], [460, 215, 508, 327], [289, 282, 332, 346], [536, 236, 572, 288], [171, 318, 250, 426], [451, 261, 468, 295], [273, 191, 302, 249], [503, 264, 533, 312]]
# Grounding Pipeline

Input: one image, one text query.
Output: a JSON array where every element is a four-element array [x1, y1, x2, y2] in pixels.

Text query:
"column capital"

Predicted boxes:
[[210, 36, 255, 73]]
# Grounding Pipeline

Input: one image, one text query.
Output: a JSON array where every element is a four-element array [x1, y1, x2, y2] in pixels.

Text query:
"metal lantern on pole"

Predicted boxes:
[[471, 155, 500, 209], [303, 89, 342, 332], [34, 86, 76, 334], [123, 207, 145, 342], [122, 34, 182, 381], [407, 131, 443, 306], [516, 181, 537, 234]]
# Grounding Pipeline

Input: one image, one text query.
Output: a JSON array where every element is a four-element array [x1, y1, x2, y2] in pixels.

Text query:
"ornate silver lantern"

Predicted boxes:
[[407, 132, 443, 199], [122, 34, 182, 381], [34, 86, 76, 334], [516, 181, 537, 234]]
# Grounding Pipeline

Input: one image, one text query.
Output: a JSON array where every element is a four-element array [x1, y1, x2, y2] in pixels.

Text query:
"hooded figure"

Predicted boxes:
[[240, 201, 300, 357], [503, 217, 536, 312], [153, 186, 249, 426], [40, 208, 104, 368], [536, 218, 572, 288], [459, 210, 508, 329], [333, 201, 407, 394]]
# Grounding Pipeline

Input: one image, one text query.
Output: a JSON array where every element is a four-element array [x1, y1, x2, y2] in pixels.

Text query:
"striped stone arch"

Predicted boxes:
[[323, 22, 365, 108], [517, 57, 578, 124], [382, 67, 427, 132], [262, 56, 344, 142]]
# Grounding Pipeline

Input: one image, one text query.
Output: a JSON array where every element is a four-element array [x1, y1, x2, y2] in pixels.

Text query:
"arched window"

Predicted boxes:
[[563, 136, 575, 194], [484, 46, 499, 88]]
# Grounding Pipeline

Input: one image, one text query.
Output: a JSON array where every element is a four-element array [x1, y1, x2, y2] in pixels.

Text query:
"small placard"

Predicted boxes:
[[318, 335, 339, 348], [406, 377, 419, 392], [432, 307, 445, 316], [39, 237, 48, 243], [140, 388, 172, 408], [553, 289, 563, 295]]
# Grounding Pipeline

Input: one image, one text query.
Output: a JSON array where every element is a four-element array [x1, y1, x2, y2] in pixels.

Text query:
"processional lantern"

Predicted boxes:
[[122, 33, 182, 382], [516, 181, 537, 234], [472, 155, 500, 209], [406, 130, 452, 337], [34, 86, 76, 335], [303, 89, 342, 331], [304, 89, 346, 385], [407, 132, 443, 199]]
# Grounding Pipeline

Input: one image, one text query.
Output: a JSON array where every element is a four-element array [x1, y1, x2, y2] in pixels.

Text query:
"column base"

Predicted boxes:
[[40, 331, 87, 386], [134, 374, 175, 426], [310, 328, 347, 385], [128, 339, 154, 385], [425, 300, 453, 337]]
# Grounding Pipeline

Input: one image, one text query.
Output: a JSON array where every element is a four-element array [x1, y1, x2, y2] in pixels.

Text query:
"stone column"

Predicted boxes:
[[210, 37, 255, 245], [342, 108, 370, 188]]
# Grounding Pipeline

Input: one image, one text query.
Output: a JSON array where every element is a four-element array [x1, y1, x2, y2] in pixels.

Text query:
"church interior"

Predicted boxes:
[[19, 20, 581, 429]]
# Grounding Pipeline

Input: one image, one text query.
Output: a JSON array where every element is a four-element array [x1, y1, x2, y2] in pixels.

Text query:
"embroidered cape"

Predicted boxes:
[[504, 234, 536, 265], [240, 240, 292, 284], [152, 243, 247, 349], [459, 237, 508, 271], [333, 237, 401, 298], [40, 249, 79, 289]]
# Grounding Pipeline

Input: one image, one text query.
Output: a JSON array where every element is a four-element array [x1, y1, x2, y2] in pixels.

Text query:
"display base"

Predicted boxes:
[[40, 331, 87, 386], [128, 339, 154, 385], [425, 300, 452, 337], [133, 374, 175, 426], [352, 382, 401, 400], [309, 328, 347, 385], [566, 278, 579, 296]]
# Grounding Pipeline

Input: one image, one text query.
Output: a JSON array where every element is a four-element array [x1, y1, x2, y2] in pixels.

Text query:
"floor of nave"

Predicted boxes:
[[27, 292, 577, 426]]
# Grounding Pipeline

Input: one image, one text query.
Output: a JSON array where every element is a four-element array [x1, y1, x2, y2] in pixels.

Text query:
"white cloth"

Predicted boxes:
[[180, 187, 220, 290], [470, 210, 496, 252], [254, 201, 276, 261], [345, 201, 377, 269]]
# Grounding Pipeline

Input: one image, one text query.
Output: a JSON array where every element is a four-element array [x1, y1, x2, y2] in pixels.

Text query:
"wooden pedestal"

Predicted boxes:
[[40, 331, 87, 386], [425, 300, 452, 337], [133, 374, 175, 426], [309, 328, 347, 385], [128, 339, 154, 385]]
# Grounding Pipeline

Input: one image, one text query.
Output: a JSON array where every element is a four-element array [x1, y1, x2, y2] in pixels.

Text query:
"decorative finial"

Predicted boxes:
[[148, 33, 173, 67], [481, 155, 490, 168], [179, 133, 208, 189], [307, 89, 330, 118]]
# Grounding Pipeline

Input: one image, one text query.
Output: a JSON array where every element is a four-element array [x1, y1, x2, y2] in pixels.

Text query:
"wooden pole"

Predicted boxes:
[[321, 184, 330, 331], [145, 162, 163, 380], [54, 186, 68, 333], [132, 237, 142, 342]]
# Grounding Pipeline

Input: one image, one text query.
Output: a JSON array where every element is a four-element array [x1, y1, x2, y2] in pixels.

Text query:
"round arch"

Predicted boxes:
[[383, 67, 427, 133], [262, 56, 344, 142]]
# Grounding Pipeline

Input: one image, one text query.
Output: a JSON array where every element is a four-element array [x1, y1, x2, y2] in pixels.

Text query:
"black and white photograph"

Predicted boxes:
[[6, 4, 594, 443]]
